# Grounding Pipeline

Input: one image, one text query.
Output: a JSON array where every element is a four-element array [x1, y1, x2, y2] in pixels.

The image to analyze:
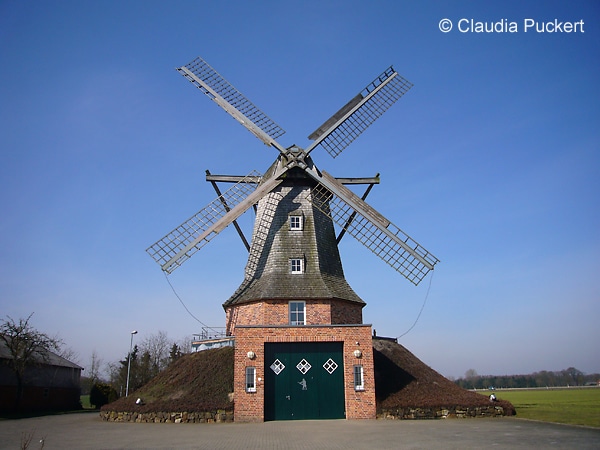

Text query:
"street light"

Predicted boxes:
[[125, 330, 138, 397]]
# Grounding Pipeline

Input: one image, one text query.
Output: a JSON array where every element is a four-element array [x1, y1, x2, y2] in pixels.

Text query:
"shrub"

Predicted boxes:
[[90, 382, 118, 409]]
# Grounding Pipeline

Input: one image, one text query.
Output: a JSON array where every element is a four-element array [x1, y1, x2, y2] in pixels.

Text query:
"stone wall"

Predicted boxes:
[[100, 405, 506, 423], [378, 405, 507, 420], [100, 409, 233, 423]]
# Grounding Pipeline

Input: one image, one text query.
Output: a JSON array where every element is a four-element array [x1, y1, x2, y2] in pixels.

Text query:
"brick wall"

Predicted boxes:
[[330, 300, 363, 324], [233, 325, 376, 422], [226, 299, 363, 335]]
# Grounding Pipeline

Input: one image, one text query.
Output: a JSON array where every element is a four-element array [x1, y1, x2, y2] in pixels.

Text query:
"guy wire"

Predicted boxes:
[[397, 270, 435, 339]]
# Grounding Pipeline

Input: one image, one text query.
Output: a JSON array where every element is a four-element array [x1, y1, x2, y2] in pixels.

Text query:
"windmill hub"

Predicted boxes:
[[282, 144, 309, 170]]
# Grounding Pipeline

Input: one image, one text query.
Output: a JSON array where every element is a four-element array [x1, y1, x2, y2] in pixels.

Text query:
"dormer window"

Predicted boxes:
[[290, 258, 304, 274], [289, 215, 303, 231]]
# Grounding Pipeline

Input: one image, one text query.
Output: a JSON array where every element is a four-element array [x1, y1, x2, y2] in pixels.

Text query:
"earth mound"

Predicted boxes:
[[373, 337, 515, 416], [101, 346, 234, 414], [102, 339, 515, 418]]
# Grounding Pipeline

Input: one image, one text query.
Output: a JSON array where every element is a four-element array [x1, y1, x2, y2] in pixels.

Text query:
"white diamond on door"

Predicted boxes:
[[296, 358, 312, 374], [323, 358, 338, 374], [270, 359, 285, 375]]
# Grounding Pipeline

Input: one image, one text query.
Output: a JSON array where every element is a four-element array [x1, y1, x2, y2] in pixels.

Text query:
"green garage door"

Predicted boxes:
[[264, 342, 345, 421]]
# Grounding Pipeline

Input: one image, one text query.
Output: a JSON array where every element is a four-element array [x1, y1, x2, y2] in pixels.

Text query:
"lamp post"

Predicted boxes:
[[125, 330, 138, 397]]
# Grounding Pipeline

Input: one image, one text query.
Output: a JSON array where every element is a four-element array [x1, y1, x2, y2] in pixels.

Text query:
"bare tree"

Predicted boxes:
[[464, 368, 479, 388], [175, 335, 193, 355], [0, 313, 63, 411], [106, 360, 123, 396], [81, 350, 104, 395], [139, 330, 171, 375], [57, 346, 80, 365], [464, 368, 478, 379], [105, 331, 189, 394], [88, 350, 103, 383]]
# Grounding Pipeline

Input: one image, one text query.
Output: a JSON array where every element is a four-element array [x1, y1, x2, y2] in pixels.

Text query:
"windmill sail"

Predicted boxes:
[[306, 170, 439, 285], [148, 56, 438, 283], [178, 57, 286, 150], [306, 67, 413, 158], [146, 170, 284, 273]]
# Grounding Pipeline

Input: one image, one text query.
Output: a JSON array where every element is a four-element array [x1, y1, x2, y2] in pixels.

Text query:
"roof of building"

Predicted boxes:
[[224, 272, 365, 306], [0, 339, 83, 370]]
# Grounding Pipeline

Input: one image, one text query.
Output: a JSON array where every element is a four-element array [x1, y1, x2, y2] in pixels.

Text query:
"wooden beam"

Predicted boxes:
[[206, 170, 251, 252], [336, 173, 379, 244], [206, 174, 380, 185]]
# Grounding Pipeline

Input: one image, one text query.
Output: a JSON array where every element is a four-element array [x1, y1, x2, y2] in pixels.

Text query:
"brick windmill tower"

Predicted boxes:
[[147, 57, 439, 421]]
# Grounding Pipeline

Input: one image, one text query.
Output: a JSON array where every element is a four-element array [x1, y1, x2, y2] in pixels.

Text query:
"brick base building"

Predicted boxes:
[[233, 324, 375, 421]]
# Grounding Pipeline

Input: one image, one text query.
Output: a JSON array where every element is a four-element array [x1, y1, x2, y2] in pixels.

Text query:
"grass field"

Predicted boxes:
[[487, 387, 600, 428], [80, 395, 92, 409]]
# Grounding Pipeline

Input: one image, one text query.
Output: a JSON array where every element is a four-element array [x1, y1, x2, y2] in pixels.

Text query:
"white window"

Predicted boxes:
[[323, 358, 339, 374], [245, 366, 256, 393], [290, 258, 304, 274], [354, 365, 364, 391], [289, 215, 303, 231], [289, 301, 305, 325]]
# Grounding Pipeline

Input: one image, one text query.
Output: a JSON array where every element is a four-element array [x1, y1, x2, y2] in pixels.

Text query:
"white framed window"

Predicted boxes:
[[289, 301, 305, 325], [323, 358, 339, 374], [354, 365, 365, 391], [289, 215, 303, 231], [245, 366, 256, 393], [290, 258, 304, 274]]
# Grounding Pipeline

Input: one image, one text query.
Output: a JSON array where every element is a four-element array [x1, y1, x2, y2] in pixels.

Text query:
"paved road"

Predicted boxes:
[[1, 412, 599, 449]]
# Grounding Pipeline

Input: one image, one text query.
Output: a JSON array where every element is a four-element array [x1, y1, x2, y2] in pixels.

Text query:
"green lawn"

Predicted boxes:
[[487, 387, 600, 428], [80, 395, 93, 410]]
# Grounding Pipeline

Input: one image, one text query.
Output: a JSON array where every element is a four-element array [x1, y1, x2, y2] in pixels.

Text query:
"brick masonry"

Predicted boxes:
[[225, 299, 363, 336], [234, 324, 376, 422]]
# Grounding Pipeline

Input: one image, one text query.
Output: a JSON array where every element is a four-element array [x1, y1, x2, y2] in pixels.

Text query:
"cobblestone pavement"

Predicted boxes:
[[1, 412, 599, 449]]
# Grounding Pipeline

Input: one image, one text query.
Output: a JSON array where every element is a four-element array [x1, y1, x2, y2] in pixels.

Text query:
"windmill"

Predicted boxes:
[[146, 56, 440, 422], [147, 56, 438, 288]]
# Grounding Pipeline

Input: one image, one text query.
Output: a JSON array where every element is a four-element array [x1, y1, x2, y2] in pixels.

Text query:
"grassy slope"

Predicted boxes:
[[373, 338, 515, 414], [101, 346, 234, 414]]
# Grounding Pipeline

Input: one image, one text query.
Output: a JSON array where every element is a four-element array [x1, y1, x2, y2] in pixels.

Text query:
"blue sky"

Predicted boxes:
[[1, 0, 598, 379]]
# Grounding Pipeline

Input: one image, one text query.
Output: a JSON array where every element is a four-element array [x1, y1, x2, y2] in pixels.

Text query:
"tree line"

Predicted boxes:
[[106, 330, 186, 396], [83, 330, 190, 407], [455, 367, 600, 390]]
